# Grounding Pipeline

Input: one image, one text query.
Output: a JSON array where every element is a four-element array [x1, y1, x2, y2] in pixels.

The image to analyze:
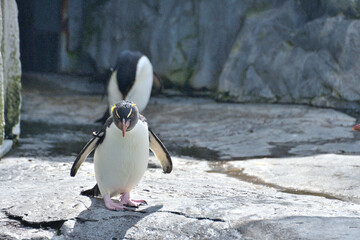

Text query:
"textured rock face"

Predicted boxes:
[[218, 0, 360, 109], [76, 0, 283, 88], [0, 0, 21, 153], [65, 0, 360, 109]]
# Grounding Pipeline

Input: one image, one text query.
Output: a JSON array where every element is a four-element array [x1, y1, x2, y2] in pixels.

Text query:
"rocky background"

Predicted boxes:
[[1, 1, 360, 239], [0, 0, 22, 156], [62, 0, 360, 111]]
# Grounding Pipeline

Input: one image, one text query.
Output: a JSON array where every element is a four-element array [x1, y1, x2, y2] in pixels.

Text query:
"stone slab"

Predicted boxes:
[[229, 154, 360, 203], [1, 156, 360, 239]]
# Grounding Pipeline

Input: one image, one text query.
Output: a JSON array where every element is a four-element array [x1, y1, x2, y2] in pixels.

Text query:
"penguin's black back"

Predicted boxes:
[[115, 51, 143, 97]]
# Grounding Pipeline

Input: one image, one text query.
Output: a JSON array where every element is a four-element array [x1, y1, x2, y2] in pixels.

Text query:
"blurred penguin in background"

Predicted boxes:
[[97, 50, 162, 123]]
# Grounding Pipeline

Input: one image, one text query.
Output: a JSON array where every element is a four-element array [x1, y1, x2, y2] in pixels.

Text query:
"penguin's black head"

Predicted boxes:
[[111, 100, 139, 137]]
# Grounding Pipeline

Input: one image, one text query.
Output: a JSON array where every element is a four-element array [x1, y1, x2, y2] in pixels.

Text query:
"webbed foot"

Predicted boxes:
[[120, 192, 147, 208], [103, 195, 124, 211]]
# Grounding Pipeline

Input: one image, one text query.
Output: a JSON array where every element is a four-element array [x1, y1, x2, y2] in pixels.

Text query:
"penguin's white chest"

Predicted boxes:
[[94, 121, 149, 197]]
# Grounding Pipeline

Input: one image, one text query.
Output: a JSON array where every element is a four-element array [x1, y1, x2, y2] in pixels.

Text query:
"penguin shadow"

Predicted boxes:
[[72, 197, 163, 238]]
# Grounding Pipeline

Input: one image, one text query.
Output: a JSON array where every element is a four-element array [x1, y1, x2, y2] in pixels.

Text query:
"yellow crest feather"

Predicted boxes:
[[111, 105, 120, 118], [127, 103, 136, 118], [127, 108, 133, 118], [111, 105, 116, 113]]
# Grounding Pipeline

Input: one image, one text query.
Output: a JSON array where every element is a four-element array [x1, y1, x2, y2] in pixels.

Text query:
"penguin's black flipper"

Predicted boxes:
[[149, 128, 173, 173], [70, 131, 104, 177]]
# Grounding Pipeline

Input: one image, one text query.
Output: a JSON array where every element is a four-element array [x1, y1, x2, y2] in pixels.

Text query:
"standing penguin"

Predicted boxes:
[[97, 50, 160, 123], [71, 101, 172, 210]]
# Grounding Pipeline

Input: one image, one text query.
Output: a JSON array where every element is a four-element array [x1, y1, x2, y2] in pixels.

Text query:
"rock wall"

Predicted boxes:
[[0, 0, 22, 156], [218, 0, 360, 110], [67, 0, 360, 110]]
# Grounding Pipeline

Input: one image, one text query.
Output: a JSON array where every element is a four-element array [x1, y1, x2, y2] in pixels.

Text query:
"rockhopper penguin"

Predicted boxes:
[[71, 100, 172, 210], [97, 50, 160, 123]]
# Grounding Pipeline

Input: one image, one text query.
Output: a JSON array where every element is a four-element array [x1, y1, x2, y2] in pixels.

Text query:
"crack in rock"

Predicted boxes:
[[208, 162, 347, 202], [161, 210, 225, 222], [75, 212, 143, 224], [4, 210, 65, 235], [75, 217, 98, 223]]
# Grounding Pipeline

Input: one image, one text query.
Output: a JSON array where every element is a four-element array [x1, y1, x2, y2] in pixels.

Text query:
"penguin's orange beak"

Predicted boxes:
[[353, 124, 360, 132], [122, 119, 126, 137], [121, 119, 131, 137]]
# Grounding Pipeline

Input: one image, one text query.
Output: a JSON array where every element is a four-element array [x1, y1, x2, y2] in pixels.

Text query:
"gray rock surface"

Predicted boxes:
[[238, 216, 360, 240], [76, 0, 283, 90], [1, 73, 360, 239], [1, 156, 360, 239], [228, 154, 360, 203], [144, 97, 358, 160], [61, 0, 360, 110], [218, 1, 360, 110]]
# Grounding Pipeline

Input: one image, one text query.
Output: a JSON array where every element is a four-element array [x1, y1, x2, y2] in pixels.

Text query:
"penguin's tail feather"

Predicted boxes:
[[81, 184, 101, 197]]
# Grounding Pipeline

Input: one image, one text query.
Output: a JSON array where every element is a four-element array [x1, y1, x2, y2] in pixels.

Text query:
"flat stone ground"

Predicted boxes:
[[1, 73, 360, 239]]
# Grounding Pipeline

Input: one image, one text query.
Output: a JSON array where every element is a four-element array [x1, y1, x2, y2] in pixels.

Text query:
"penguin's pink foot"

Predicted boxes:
[[120, 192, 147, 207], [103, 195, 124, 211]]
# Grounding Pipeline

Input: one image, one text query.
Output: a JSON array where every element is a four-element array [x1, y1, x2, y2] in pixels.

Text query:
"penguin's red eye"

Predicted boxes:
[[131, 113, 134, 118]]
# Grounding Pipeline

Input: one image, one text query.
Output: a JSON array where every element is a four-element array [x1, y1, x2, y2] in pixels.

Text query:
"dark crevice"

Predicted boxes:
[[167, 144, 221, 161], [167, 132, 360, 162], [75, 217, 98, 223], [76, 212, 143, 223], [161, 210, 225, 222], [4, 211, 65, 235]]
